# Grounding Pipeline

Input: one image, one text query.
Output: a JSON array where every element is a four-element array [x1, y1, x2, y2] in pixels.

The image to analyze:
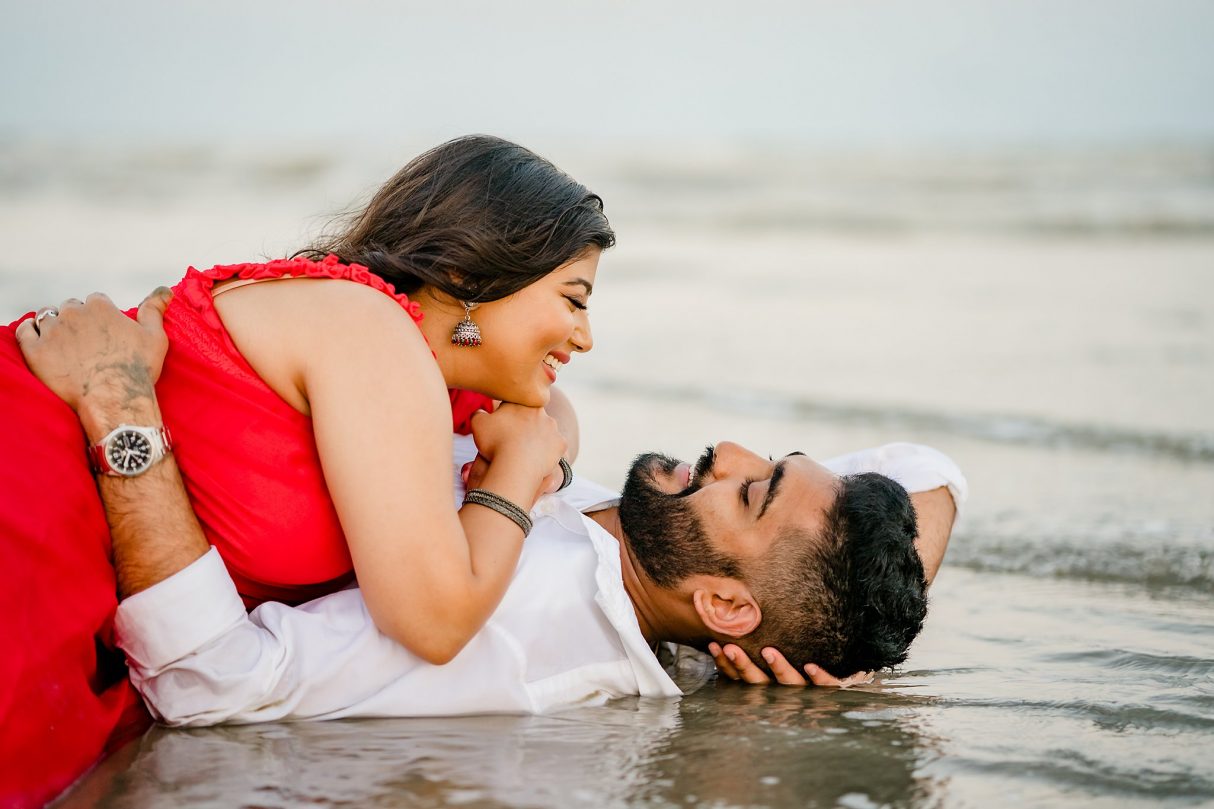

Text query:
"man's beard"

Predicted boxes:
[[618, 450, 741, 588]]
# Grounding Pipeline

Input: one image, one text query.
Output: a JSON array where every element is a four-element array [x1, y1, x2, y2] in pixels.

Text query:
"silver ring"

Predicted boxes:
[[34, 307, 59, 328], [557, 458, 574, 491]]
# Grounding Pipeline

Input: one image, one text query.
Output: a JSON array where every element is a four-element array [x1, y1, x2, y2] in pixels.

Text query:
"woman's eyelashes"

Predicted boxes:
[[564, 295, 588, 311]]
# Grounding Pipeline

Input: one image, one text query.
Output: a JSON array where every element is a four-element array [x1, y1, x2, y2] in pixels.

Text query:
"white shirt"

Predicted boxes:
[[115, 439, 967, 726]]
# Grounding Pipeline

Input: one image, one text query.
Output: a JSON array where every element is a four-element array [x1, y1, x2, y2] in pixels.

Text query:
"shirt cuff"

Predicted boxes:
[[824, 442, 970, 516], [115, 546, 247, 672]]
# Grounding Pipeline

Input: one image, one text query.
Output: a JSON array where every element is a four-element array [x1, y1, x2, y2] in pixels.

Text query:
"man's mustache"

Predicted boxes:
[[689, 444, 716, 491], [633, 444, 717, 497]]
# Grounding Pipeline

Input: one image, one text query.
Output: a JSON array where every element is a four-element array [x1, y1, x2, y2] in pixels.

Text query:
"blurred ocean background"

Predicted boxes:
[[4, 1, 1213, 806]]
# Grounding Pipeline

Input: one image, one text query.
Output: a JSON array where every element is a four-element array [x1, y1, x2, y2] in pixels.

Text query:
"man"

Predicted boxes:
[[21, 292, 966, 727], [112, 433, 964, 724]]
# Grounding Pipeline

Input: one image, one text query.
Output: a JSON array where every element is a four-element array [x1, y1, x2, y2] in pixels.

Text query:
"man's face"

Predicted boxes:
[[618, 441, 841, 588]]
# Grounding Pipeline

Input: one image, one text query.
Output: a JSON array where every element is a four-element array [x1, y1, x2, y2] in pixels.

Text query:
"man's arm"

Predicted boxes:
[[19, 292, 428, 726], [15, 291, 207, 596], [115, 552, 429, 726], [909, 487, 956, 585], [822, 442, 968, 585], [79, 380, 208, 596]]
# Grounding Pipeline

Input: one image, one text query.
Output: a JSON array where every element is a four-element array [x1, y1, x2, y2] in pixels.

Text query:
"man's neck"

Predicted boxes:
[[586, 506, 688, 648]]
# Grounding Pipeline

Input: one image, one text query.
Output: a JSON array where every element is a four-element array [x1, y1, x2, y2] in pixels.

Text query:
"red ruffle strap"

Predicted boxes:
[[190, 254, 424, 323]]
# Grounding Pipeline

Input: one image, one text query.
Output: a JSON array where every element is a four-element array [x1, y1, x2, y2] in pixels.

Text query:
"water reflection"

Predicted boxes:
[[63, 681, 942, 808], [645, 682, 942, 808]]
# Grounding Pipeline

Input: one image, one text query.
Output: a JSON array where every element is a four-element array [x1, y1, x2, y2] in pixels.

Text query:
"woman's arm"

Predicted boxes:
[[223, 278, 563, 664], [21, 282, 563, 666]]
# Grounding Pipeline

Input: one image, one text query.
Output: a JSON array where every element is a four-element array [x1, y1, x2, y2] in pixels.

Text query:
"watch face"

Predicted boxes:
[[107, 430, 153, 474]]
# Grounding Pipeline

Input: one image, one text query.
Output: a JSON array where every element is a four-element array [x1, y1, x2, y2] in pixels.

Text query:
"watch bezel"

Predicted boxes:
[[89, 425, 173, 477]]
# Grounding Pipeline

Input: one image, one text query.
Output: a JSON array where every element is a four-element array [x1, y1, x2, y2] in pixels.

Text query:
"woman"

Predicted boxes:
[[0, 135, 612, 807]]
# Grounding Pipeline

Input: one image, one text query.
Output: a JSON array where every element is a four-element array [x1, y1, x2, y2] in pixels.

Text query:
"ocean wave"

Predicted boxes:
[[947, 537, 1214, 594], [581, 377, 1214, 463], [4, 140, 1214, 236]]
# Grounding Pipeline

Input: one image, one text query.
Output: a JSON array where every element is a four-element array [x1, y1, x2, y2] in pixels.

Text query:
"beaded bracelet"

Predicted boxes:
[[463, 488, 533, 537], [557, 458, 574, 491]]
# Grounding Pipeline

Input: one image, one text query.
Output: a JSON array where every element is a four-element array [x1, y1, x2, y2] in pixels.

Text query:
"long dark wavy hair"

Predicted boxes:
[[296, 135, 615, 302]]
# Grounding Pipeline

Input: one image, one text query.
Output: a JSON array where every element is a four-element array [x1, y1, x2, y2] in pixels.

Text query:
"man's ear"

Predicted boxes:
[[691, 579, 762, 638]]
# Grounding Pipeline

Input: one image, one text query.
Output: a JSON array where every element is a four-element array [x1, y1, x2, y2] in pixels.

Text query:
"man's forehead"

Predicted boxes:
[[774, 459, 839, 530]]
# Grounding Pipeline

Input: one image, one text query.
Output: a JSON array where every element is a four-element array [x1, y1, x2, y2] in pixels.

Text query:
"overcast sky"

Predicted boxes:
[[2, 0, 1212, 147]]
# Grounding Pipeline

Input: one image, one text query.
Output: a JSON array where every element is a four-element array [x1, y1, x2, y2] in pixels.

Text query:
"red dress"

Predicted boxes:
[[0, 255, 492, 808]]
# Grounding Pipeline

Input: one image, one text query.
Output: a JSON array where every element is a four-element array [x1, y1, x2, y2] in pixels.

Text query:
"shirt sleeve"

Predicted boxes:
[[114, 547, 414, 726], [820, 442, 969, 515]]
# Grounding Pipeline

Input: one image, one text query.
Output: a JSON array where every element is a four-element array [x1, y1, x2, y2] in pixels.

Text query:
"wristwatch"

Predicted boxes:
[[88, 425, 173, 477]]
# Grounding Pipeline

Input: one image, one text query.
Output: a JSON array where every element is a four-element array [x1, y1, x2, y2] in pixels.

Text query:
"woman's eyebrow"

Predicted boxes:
[[564, 278, 593, 295]]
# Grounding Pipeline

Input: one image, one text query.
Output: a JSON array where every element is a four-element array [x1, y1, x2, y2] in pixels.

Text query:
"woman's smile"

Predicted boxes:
[[542, 350, 569, 383]]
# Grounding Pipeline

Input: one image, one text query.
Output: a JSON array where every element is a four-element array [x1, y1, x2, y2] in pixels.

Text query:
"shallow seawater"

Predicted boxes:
[[61, 568, 1214, 807], [8, 142, 1213, 807]]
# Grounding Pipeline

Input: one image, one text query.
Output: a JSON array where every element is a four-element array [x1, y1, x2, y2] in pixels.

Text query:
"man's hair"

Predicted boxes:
[[738, 473, 928, 678]]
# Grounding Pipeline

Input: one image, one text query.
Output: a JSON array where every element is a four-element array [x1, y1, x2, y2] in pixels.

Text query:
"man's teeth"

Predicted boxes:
[[543, 355, 564, 372]]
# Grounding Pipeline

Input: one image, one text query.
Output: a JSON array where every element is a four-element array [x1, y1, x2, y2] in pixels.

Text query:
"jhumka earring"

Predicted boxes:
[[451, 301, 483, 347]]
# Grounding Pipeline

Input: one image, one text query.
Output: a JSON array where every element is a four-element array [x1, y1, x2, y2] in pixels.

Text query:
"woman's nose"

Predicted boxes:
[[572, 313, 593, 353]]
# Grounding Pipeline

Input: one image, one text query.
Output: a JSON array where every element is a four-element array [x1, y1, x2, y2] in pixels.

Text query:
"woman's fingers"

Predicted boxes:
[[464, 455, 490, 490], [538, 467, 564, 496]]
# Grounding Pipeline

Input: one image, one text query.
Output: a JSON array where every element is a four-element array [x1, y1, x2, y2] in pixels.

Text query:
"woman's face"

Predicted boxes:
[[470, 248, 600, 406]]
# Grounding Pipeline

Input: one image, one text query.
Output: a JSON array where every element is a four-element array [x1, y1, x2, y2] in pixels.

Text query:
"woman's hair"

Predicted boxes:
[[297, 135, 615, 302]]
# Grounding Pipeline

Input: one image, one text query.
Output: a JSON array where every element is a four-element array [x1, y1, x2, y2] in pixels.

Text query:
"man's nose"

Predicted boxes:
[[712, 441, 772, 479]]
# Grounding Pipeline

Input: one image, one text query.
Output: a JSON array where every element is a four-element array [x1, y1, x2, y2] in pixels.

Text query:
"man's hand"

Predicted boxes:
[[707, 642, 874, 688], [15, 286, 209, 597], [15, 288, 172, 440]]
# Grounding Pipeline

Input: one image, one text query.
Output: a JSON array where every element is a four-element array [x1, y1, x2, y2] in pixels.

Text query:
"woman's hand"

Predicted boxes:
[[467, 403, 567, 502], [463, 387, 579, 496], [14, 288, 173, 438], [462, 454, 567, 497], [707, 642, 875, 688]]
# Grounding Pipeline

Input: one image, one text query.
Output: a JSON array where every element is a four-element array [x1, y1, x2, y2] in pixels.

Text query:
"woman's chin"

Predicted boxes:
[[521, 387, 551, 408], [491, 385, 548, 409]]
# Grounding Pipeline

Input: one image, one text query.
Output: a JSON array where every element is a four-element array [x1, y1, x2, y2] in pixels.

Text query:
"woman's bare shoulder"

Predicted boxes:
[[213, 277, 437, 416]]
